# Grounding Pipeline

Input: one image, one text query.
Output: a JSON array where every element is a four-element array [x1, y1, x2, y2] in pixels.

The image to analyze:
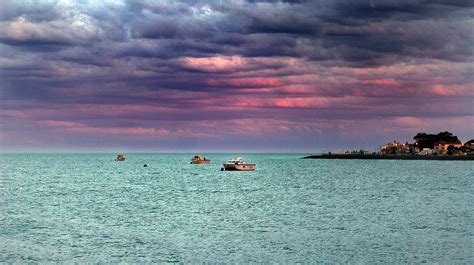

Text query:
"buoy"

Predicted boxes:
[[144, 164, 148, 167]]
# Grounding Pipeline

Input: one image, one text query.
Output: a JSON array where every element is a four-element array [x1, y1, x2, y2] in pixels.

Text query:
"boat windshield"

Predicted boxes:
[[227, 159, 244, 163]]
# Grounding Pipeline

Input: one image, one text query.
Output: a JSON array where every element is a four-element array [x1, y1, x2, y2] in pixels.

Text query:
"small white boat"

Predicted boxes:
[[223, 157, 256, 171]]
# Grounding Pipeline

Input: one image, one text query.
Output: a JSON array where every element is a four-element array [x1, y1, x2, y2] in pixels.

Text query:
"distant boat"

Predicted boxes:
[[191, 155, 211, 164], [223, 157, 256, 171], [115, 154, 126, 161]]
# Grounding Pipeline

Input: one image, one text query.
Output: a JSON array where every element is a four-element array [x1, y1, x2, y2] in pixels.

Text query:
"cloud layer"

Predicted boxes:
[[1, 0, 473, 151]]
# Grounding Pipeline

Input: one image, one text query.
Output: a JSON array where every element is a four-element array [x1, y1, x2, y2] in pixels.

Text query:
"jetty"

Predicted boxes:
[[303, 153, 474, 160]]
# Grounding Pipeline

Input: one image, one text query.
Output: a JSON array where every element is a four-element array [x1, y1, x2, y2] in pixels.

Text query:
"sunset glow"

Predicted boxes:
[[0, 1, 473, 152]]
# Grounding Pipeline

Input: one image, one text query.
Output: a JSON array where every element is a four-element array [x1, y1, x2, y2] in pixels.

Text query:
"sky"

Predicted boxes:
[[0, 0, 473, 152]]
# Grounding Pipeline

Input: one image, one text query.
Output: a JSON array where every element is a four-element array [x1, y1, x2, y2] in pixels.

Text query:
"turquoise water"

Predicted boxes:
[[1, 153, 473, 263]]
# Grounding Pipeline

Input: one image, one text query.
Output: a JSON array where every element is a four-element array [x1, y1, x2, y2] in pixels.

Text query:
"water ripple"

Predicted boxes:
[[1, 153, 473, 263]]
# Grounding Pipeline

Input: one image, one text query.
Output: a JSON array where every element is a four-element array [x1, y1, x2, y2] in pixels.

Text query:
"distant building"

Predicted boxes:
[[419, 148, 434, 156], [464, 140, 474, 149], [433, 141, 463, 155], [380, 140, 410, 155], [378, 132, 468, 157], [464, 140, 474, 155]]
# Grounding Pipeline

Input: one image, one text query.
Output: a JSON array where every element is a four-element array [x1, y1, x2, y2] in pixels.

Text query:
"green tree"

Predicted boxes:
[[413, 131, 461, 149]]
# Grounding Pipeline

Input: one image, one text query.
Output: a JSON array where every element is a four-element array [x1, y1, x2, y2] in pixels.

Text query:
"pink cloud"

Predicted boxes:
[[0, 110, 32, 119], [273, 97, 329, 108], [68, 126, 165, 137], [35, 119, 214, 138], [393, 116, 423, 127], [77, 104, 177, 116], [206, 77, 284, 88], [350, 86, 419, 97], [230, 98, 269, 108], [431, 85, 457, 96], [37, 120, 84, 128], [179, 56, 247, 73], [190, 118, 325, 136], [222, 96, 331, 109], [361, 79, 400, 86], [276, 85, 315, 94]]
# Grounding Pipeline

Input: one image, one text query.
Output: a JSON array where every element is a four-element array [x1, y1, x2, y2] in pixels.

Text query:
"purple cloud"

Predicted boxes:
[[0, 0, 473, 151]]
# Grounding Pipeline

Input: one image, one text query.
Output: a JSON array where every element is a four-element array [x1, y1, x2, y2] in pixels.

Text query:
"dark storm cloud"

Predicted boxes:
[[130, 14, 217, 40], [1, 0, 472, 65], [325, 0, 474, 23]]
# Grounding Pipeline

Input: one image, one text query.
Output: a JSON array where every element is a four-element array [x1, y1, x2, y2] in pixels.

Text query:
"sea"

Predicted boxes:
[[1, 153, 473, 263]]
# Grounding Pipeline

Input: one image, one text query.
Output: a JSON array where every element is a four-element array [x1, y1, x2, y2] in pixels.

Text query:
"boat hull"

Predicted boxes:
[[223, 163, 256, 171], [115, 156, 125, 161], [191, 160, 211, 164]]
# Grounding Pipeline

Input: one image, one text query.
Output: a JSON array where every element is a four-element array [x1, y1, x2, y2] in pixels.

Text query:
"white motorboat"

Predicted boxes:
[[223, 157, 256, 171]]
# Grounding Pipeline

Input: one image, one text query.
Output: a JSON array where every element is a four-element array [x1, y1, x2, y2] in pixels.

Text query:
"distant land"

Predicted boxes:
[[303, 154, 474, 161], [304, 131, 474, 160]]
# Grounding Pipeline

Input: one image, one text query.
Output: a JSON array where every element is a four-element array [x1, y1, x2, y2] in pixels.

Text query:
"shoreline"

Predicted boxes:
[[303, 154, 474, 160]]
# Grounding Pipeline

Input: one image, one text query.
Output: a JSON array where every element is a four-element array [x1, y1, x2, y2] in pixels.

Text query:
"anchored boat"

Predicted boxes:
[[191, 155, 211, 164], [115, 154, 126, 161], [223, 157, 256, 171]]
